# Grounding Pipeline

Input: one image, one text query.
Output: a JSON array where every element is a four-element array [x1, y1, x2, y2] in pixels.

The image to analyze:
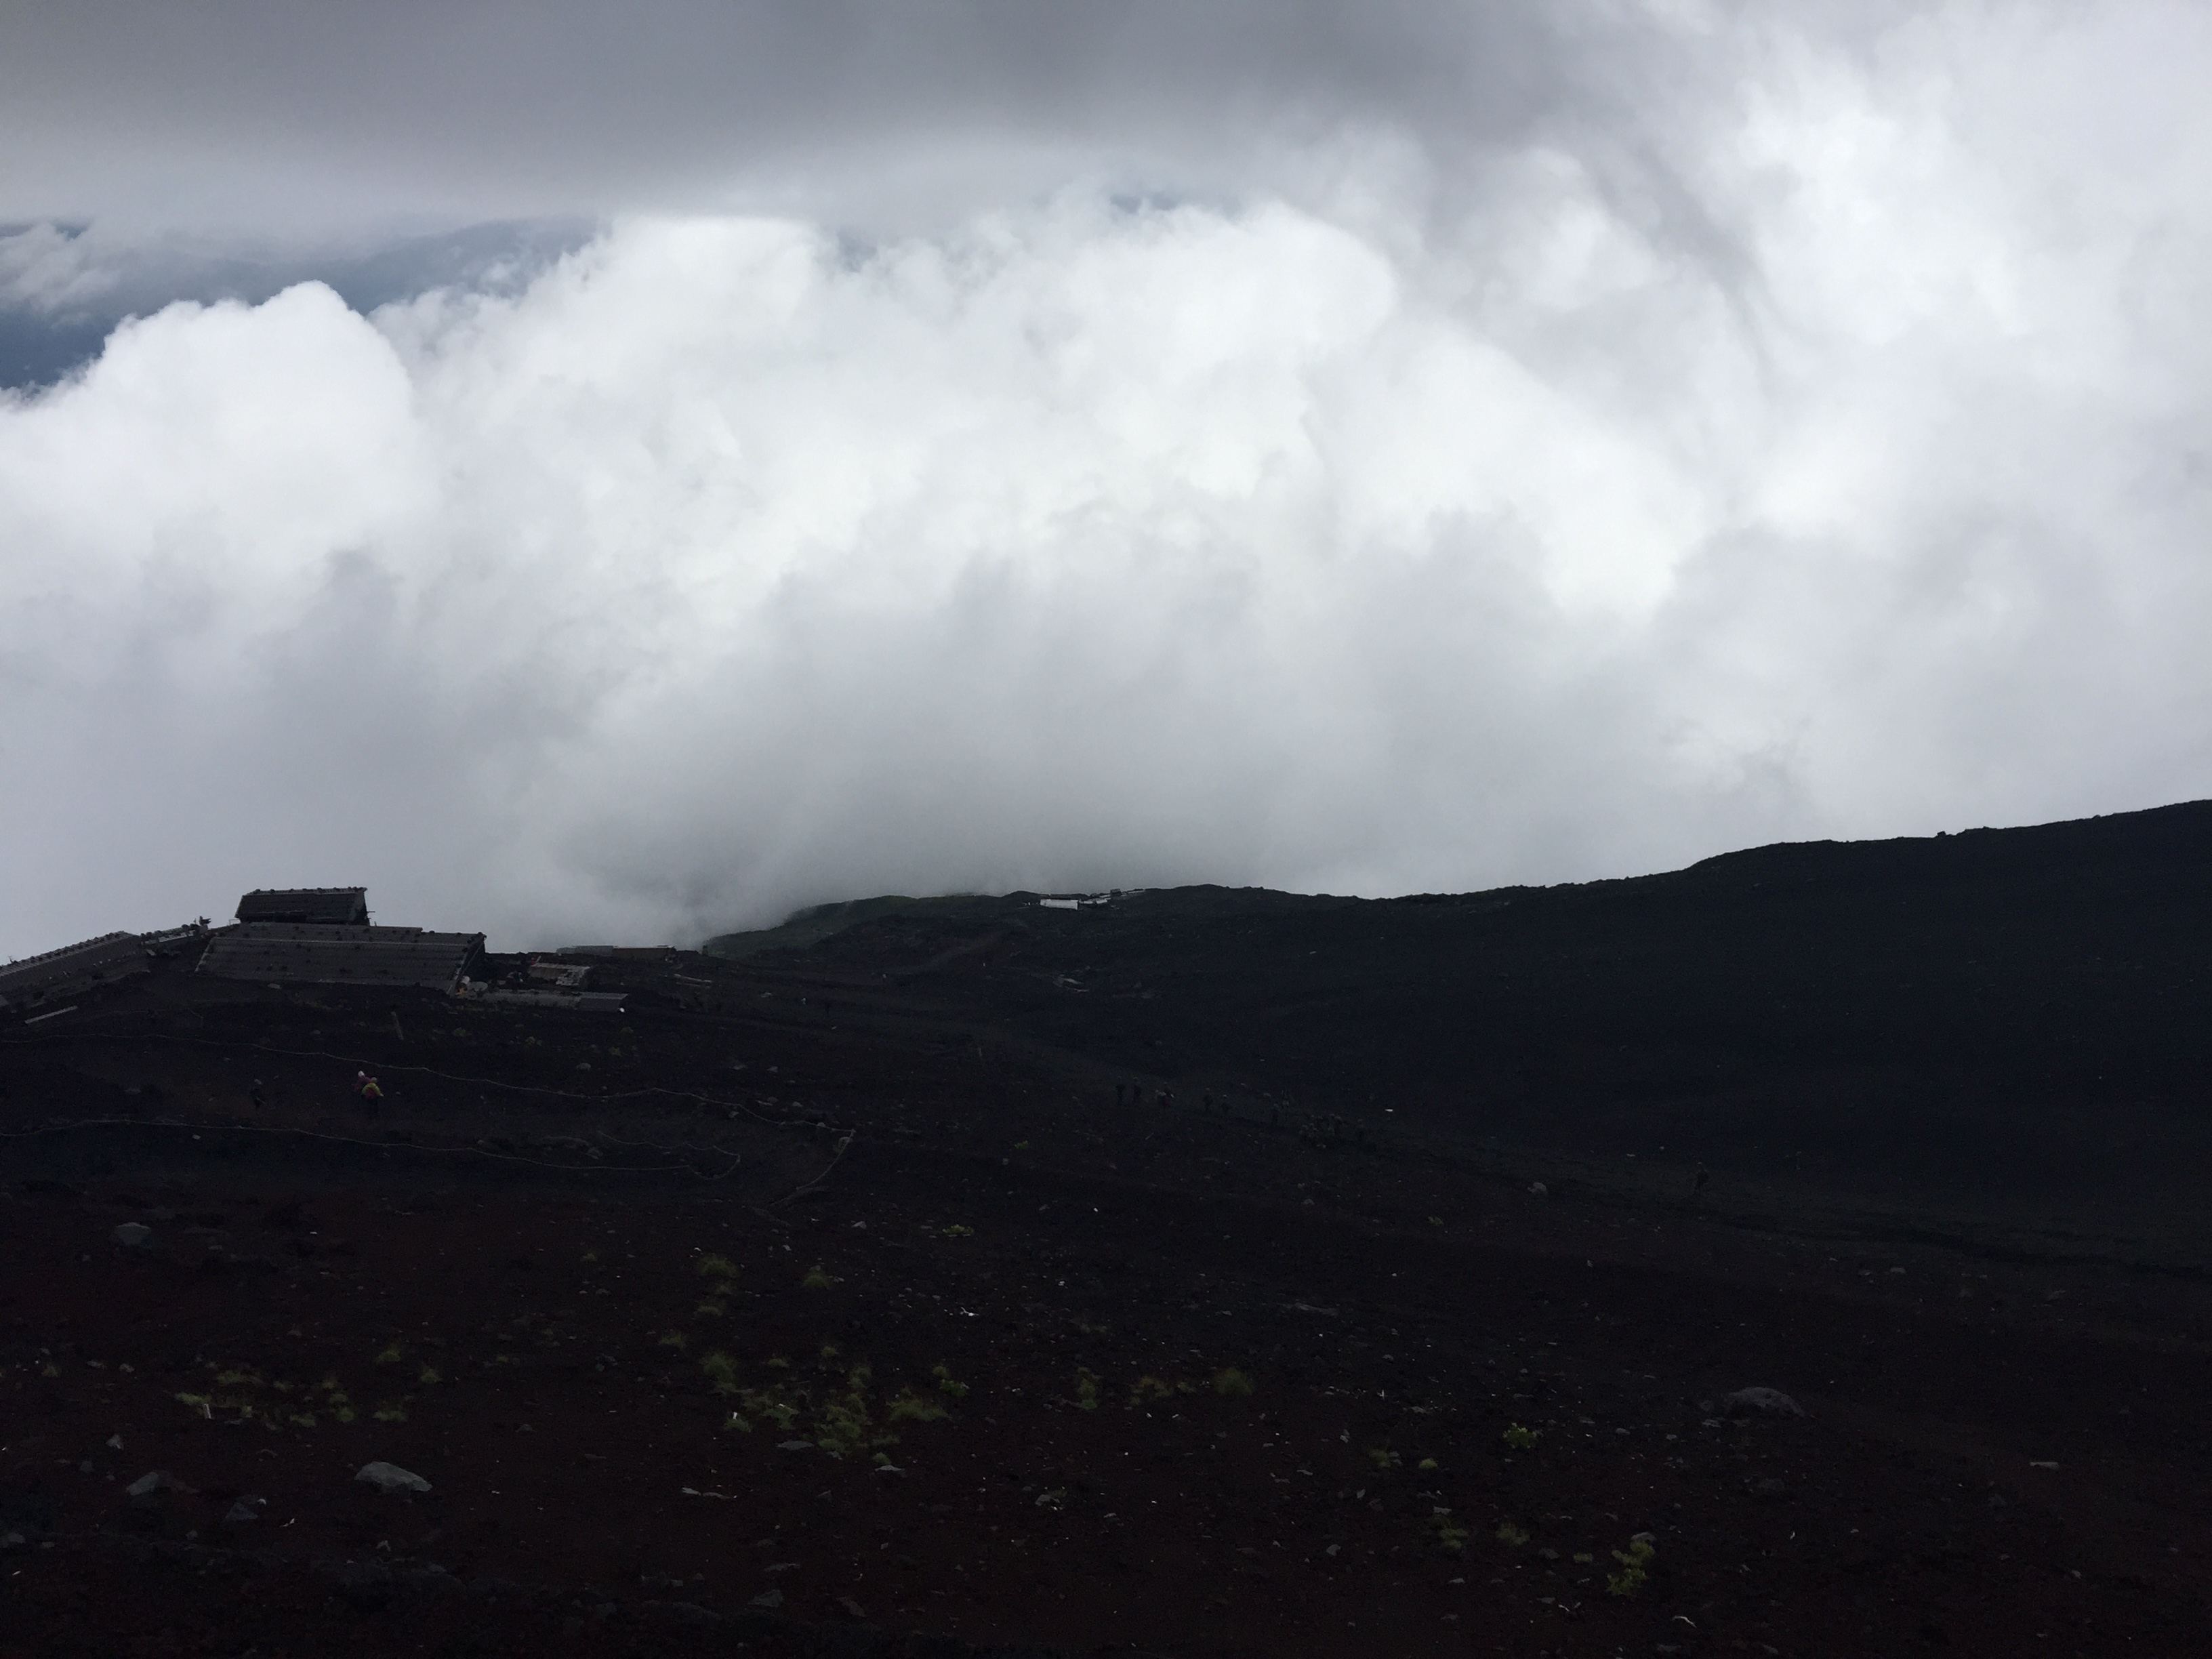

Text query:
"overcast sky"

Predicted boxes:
[[2, 1, 2208, 955]]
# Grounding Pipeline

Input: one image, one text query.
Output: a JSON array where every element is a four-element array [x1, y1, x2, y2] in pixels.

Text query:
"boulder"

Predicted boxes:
[[354, 1461, 432, 1494], [124, 1470, 194, 1499], [1725, 1387, 1806, 1419]]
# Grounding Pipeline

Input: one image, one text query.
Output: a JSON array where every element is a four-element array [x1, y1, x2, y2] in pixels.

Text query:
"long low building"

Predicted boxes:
[[197, 923, 485, 992], [0, 931, 149, 1011]]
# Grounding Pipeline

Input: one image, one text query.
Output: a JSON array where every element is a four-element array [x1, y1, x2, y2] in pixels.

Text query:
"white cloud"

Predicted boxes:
[[0, 4, 2207, 956]]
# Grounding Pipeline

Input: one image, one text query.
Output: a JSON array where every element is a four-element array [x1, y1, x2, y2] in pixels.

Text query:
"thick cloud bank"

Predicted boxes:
[[2, 6, 2209, 954]]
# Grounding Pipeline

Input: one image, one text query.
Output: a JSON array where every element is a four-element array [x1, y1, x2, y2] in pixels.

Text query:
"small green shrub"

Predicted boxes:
[[941, 1224, 973, 1237], [888, 1389, 948, 1424], [1607, 1537, 1655, 1597], [1073, 1368, 1101, 1410], [697, 1253, 739, 1282], [933, 1364, 969, 1398], [813, 1380, 874, 1457], [373, 1345, 405, 1367], [1213, 1368, 1255, 1397], [739, 1387, 800, 1430], [1495, 1521, 1530, 1548], [800, 1267, 839, 1291], [1128, 1375, 1176, 1407], [1502, 1423, 1540, 1451], [1432, 1510, 1470, 1553], [658, 1331, 689, 1351], [700, 1351, 739, 1395], [373, 1401, 409, 1423], [1416, 1457, 1439, 1471], [1367, 1446, 1401, 1471], [417, 1364, 442, 1385]]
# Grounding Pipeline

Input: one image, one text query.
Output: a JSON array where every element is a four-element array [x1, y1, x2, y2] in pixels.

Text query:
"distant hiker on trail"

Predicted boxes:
[[356, 1071, 383, 1113]]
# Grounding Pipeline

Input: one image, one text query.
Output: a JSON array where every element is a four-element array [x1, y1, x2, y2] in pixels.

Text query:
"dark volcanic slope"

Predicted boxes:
[[3, 802, 2211, 1659], [747, 800, 2212, 1218]]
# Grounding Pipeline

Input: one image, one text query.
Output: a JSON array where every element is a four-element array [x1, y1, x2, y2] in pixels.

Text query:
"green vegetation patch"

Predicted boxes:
[[1608, 1536, 1656, 1597]]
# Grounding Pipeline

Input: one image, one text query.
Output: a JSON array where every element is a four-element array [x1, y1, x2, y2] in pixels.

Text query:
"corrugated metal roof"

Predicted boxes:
[[235, 888, 369, 925], [197, 923, 483, 991], [0, 931, 145, 1002]]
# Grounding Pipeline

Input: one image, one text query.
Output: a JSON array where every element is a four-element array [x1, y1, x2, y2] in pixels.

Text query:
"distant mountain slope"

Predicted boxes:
[[701, 894, 984, 960], [759, 801, 2212, 1210]]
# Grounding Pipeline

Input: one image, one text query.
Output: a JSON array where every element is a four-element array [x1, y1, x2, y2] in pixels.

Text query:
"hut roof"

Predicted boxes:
[[197, 923, 483, 991], [234, 888, 370, 926]]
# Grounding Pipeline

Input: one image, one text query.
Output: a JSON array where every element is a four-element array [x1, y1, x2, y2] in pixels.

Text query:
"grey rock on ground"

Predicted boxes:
[[749, 1587, 784, 1609], [1725, 1387, 1806, 1418], [124, 1471, 194, 1498], [776, 1439, 815, 1452], [223, 1496, 267, 1523], [112, 1223, 152, 1248], [354, 1461, 432, 1494]]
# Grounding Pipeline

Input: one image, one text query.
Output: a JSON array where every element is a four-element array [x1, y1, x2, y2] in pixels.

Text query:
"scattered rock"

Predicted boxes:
[[105, 1435, 123, 1450], [1751, 1477, 1790, 1498], [776, 1439, 815, 1452], [124, 1471, 195, 1499], [838, 1596, 869, 1619], [642, 1600, 720, 1626], [354, 1461, 432, 1495], [749, 1587, 784, 1610], [1725, 1387, 1805, 1418], [112, 1223, 153, 1248], [223, 1496, 267, 1523], [1528, 1182, 1549, 1196], [1, 1531, 25, 1551]]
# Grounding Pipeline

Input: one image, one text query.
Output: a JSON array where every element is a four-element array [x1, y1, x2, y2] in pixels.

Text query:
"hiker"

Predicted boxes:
[[249, 1079, 266, 1111], [356, 1071, 383, 1112]]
